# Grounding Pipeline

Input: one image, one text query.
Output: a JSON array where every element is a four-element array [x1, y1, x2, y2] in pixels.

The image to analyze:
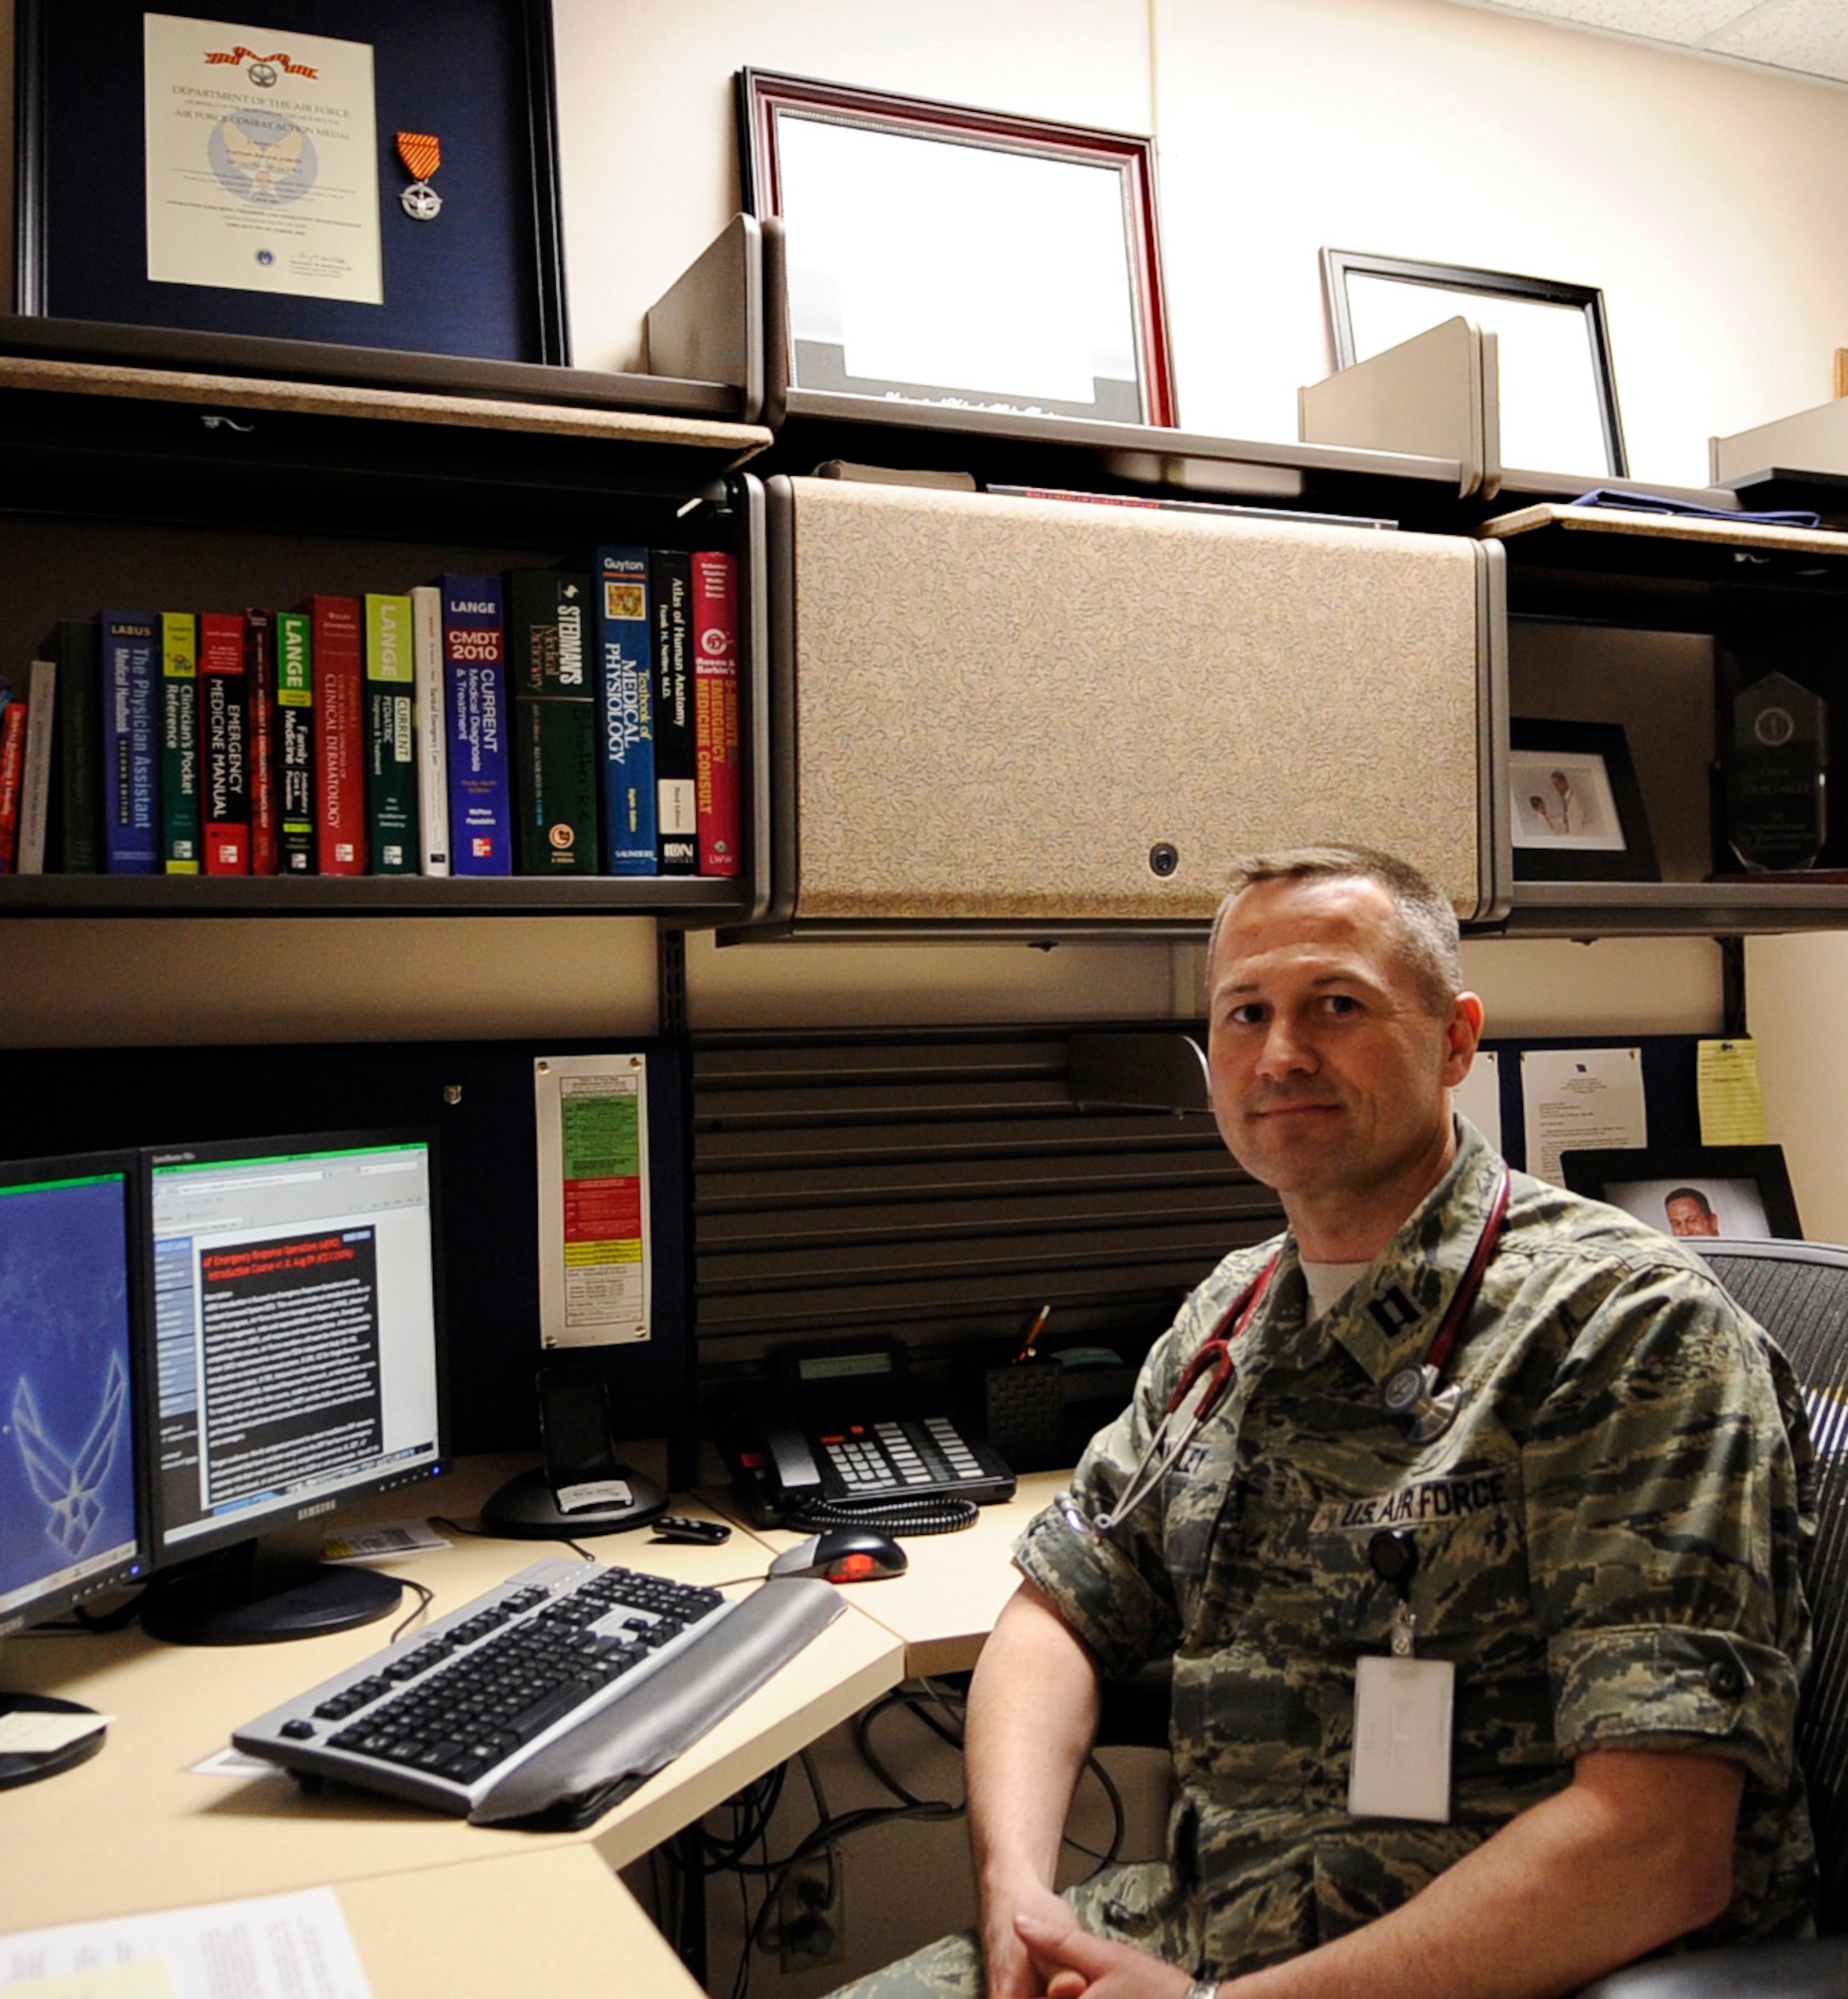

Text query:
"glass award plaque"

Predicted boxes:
[[1725, 671, 1827, 872]]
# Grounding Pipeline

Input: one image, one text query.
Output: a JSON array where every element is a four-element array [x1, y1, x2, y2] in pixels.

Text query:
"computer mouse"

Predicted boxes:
[[767, 1527, 909, 1583]]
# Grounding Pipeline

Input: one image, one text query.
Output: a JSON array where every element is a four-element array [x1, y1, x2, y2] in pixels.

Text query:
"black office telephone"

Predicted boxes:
[[716, 1337, 1014, 1533]]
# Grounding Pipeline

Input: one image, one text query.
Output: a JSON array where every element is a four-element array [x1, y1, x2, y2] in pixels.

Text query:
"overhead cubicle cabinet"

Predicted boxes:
[[755, 475, 1510, 935]]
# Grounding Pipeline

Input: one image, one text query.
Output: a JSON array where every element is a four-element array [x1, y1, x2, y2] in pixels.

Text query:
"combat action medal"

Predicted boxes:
[[397, 132, 443, 220]]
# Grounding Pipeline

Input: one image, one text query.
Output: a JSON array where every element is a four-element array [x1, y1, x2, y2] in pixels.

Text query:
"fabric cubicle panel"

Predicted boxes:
[[778, 478, 1499, 926]]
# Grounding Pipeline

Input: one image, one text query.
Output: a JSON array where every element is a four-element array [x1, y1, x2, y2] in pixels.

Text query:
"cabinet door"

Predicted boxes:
[[774, 479, 1504, 928]]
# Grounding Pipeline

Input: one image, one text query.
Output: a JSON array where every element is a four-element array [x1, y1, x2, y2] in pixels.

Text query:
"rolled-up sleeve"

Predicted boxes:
[[1522, 1263, 1809, 1790]]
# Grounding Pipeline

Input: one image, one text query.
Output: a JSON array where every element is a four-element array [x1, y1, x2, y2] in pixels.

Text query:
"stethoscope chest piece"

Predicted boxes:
[[1380, 1362, 1463, 1445]]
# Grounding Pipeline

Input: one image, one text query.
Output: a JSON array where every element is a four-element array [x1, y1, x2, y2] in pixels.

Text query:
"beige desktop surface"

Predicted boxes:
[[712, 1469, 1068, 1679], [339, 1847, 706, 1999], [0, 1457, 905, 1934]]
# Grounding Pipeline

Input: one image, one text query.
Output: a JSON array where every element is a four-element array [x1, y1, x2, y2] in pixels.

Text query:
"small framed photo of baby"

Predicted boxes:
[[1559, 1144, 1804, 1241], [1509, 720, 1658, 882]]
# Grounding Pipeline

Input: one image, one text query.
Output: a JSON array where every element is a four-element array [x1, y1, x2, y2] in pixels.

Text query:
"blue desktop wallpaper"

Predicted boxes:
[[0, 1175, 136, 1600]]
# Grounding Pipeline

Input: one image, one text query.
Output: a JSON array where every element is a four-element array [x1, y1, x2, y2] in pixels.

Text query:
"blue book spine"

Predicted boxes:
[[99, 612, 160, 874], [592, 546, 658, 875], [438, 575, 512, 877]]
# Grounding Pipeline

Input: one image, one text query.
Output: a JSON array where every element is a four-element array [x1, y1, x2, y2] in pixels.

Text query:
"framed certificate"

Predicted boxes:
[[740, 70, 1174, 427], [16, 1, 568, 366]]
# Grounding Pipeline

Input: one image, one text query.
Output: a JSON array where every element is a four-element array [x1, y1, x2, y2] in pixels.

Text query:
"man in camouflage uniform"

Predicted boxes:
[[842, 845, 1813, 1999]]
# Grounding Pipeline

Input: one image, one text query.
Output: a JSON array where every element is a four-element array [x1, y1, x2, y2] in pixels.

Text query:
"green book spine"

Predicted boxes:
[[364, 593, 419, 876], [508, 570, 597, 874], [276, 610, 316, 875], [159, 612, 200, 873]]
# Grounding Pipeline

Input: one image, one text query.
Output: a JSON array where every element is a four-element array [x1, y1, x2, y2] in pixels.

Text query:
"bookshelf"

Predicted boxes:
[[0, 341, 774, 920], [1481, 504, 1848, 936]]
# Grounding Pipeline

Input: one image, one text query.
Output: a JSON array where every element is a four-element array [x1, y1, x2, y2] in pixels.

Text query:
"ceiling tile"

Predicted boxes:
[[1473, 0, 1761, 38], [1705, 0, 1848, 83]]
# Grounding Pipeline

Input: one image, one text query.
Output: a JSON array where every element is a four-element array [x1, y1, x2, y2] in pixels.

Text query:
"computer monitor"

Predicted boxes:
[[0, 1151, 147, 1785], [135, 1130, 448, 1645]]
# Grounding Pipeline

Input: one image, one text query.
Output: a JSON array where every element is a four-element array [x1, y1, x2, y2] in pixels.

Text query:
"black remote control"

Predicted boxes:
[[650, 1514, 733, 1545]]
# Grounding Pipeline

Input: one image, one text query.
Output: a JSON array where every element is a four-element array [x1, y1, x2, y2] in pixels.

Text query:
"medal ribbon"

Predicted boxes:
[[397, 133, 442, 183]]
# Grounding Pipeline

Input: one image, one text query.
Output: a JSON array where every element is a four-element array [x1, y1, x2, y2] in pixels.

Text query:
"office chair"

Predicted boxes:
[[1579, 1236, 1848, 1997], [1093, 1238, 1848, 1997]]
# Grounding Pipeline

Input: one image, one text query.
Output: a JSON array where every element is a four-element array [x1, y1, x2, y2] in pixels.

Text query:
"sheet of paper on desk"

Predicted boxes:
[[1520, 1046, 1646, 1186], [0, 1709, 111, 1755], [320, 1520, 451, 1563], [0, 1887, 371, 1999]]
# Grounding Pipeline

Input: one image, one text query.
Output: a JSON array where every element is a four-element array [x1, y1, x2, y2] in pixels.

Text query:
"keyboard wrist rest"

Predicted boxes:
[[469, 1574, 847, 1828]]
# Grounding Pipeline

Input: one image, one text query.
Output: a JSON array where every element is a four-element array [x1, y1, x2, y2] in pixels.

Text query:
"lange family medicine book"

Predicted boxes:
[[438, 574, 512, 877]]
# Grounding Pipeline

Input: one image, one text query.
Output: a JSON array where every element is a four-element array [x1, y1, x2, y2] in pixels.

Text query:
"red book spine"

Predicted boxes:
[[199, 612, 250, 875], [691, 550, 740, 878], [0, 699, 26, 873], [245, 610, 280, 876], [303, 595, 367, 876]]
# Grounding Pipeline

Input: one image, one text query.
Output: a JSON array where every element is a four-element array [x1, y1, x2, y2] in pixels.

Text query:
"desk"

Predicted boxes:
[[5, 1848, 703, 1999], [1, 1456, 905, 1935], [712, 1470, 1068, 1677]]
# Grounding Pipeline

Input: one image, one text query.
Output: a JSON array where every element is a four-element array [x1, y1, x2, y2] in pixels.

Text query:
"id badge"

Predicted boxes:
[[1347, 1653, 1453, 1823]]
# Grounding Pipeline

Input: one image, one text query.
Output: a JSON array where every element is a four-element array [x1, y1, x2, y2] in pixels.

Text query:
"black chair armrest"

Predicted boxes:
[[1576, 1935, 1848, 1999]]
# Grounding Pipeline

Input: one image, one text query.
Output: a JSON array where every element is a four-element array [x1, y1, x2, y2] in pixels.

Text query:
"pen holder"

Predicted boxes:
[[982, 1356, 1065, 1473]]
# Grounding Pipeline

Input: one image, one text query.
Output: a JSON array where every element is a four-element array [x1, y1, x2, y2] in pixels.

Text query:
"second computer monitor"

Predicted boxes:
[[0, 1151, 145, 1636], [137, 1130, 448, 1643]]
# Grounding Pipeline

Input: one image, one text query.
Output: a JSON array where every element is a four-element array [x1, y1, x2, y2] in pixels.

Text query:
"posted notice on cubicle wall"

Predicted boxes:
[[533, 1055, 652, 1347]]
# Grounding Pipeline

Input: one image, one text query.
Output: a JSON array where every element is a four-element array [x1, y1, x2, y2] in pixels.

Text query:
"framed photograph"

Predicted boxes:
[[738, 69, 1173, 426], [1509, 719, 1658, 884], [16, 0, 568, 366], [1321, 249, 1626, 478], [1559, 1144, 1804, 1242]]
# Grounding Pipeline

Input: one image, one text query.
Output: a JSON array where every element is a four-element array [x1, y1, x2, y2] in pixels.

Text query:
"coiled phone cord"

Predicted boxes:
[[786, 1491, 978, 1536]]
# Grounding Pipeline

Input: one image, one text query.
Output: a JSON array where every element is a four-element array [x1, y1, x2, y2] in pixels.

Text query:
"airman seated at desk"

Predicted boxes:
[[837, 845, 1814, 1999]]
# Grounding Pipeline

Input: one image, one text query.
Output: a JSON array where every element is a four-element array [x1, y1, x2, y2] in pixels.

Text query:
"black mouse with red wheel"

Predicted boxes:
[[767, 1527, 909, 1582]]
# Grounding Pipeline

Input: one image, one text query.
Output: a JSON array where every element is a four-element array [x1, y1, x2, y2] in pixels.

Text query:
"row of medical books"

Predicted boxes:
[[0, 549, 742, 880]]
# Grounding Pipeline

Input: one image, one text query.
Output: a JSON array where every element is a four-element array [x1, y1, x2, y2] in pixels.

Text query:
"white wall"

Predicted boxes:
[[1744, 933, 1848, 1244], [555, 0, 1848, 487], [1153, 0, 1848, 480]]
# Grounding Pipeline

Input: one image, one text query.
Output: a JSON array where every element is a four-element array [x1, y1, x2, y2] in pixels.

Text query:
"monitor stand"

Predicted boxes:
[[480, 1463, 669, 1538], [139, 1541, 402, 1645], [0, 1692, 108, 1789]]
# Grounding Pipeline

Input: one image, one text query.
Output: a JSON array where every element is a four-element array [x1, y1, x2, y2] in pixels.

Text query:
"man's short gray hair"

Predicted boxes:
[[1208, 846, 1463, 1015]]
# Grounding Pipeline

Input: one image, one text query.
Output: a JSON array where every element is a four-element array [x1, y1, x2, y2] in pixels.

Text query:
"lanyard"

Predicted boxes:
[[1084, 1168, 1512, 1540]]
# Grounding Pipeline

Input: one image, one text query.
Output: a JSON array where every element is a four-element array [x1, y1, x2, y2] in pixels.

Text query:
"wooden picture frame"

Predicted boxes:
[[1509, 719, 1658, 884], [738, 69, 1174, 426], [15, 0, 568, 367], [1321, 249, 1626, 477], [1559, 1144, 1804, 1241]]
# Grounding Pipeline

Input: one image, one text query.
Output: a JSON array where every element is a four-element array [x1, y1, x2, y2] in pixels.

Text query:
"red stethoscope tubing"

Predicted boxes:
[[1089, 1170, 1512, 1537]]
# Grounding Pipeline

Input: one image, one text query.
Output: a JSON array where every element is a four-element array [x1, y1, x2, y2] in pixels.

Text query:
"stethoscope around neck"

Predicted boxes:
[[1067, 1169, 1513, 1541]]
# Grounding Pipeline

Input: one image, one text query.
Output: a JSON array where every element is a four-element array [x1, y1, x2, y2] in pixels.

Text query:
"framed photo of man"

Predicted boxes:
[[1559, 1143, 1804, 1242]]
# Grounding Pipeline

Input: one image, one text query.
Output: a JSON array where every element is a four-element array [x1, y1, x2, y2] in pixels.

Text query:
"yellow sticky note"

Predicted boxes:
[[1698, 1037, 1768, 1146], [7, 1963, 177, 1998]]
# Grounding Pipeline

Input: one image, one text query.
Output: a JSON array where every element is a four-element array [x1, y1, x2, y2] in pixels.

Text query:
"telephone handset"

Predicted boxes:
[[717, 1338, 1015, 1533]]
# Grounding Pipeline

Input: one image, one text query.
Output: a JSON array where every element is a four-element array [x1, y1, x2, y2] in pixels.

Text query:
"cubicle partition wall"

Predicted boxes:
[[6, 1036, 692, 1460], [688, 1023, 1279, 1451]]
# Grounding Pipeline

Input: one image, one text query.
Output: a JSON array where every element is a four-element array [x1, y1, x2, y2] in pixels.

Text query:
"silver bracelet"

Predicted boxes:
[[1182, 1980, 1220, 1999]]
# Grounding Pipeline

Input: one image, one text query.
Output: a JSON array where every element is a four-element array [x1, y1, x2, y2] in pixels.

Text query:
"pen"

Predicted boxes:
[[1014, 1302, 1052, 1363]]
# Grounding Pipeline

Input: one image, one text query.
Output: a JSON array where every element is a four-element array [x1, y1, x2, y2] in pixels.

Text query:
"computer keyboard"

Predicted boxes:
[[233, 1554, 845, 1826]]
